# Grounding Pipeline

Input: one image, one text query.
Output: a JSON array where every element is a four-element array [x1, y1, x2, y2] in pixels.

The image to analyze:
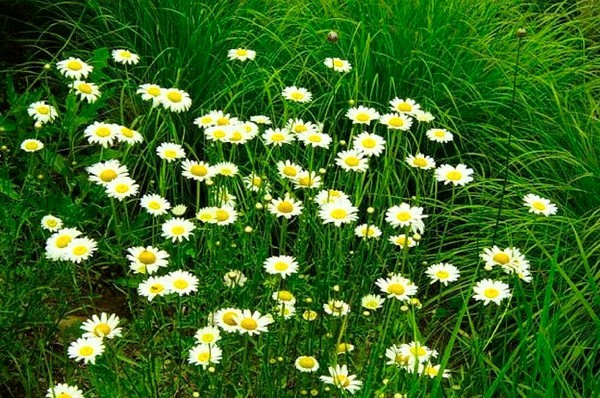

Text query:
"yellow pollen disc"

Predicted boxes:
[[271, 133, 285, 142], [78, 84, 92, 94], [167, 91, 182, 103], [434, 130, 446, 137], [387, 283, 405, 295], [298, 357, 315, 368], [222, 312, 237, 326], [277, 202, 293, 213], [100, 170, 117, 182], [58, 393, 72, 398], [200, 116, 212, 124], [395, 236, 407, 245], [425, 366, 438, 376], [121, 127, 134, 138], [56, 236, 72, 248], [331, 209, 347, 219], [95, 127, 111, 137], [73, 246, 87, 256], [274, 262, 289, 271], [283, 166, 297, 177], [236, 49, 248, 56], [335, 375, 350, 388], [446, 170, 462, 181], [362, 137, 376, 148], [67, 60, 82, 71], [37, 106, 49, 114], [25, 142, 39, 150], [532, 201, 546, 210], [397, 103, 412, 112], [337, 343, 351, 353], [119, 50, 131, 58], [484, 288, 499, 298], [291, 92, 304, 100], [197, 352, 211, 362], [333, 59, 344, 68], [138, 250, 156, 264], [252, 177, 262, 186], [213, 129, 226, 139], [395, 353, 408, 365], [174, 279, 189, 289], [147, 87, 161, 97], [436, 270, 449, 279], [493, 253, 510, 265], [240, 318, 258, 330], [356, 113, 370, 122], [277, 291, 293, 301], [308, 134, 322, 142], [47, 219, 57, 227], [216, 117, 229, 126], [94, 323, 111, 336], [396, 211, 411, 221], [201, 334, 215, 343], [230, 132, 242, 141], [148, 201, 161, 210], [413, 158, 427, 167], [115, 184, 129, 194], [294, 125, 307, 133], [190, 165, 207, 176], [298, 176, 311, 186], [199, 213, 213, 222], [344, 157, 360, 167], [171, 226, 185, 235], [410, 346, 427, 357], [388, 117, 404, 127], [149, 284, 164, 294], [164, 149, 177, 158], [215, 209, 229, 221], [365, 227, 376, 236], [79, 346, 93, 356]]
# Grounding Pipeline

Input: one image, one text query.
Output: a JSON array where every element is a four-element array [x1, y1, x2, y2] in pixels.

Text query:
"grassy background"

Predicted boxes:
[[1, 0, 599, 396]]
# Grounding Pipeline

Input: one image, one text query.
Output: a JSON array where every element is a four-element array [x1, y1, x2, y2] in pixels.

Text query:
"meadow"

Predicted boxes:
[[0, 0, 599, 397]]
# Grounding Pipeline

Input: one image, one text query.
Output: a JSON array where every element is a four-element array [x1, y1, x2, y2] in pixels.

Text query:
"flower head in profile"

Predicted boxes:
[[293, 170, 322, 190], [277, 160, 304, 179], [159, 88, 192, 113], [473, 279, 511, 306], [67, 337, 104, 364], [81, 313, 122, 339], [20, 139, 44, 152], [223, 270, 247, 288], [70, 81, 100, 103], [112, 49, 140, 65], [415, 110, 435, 123], [314, 189, 349, 205], [324, 57, 352, 73], [346, 105, 379, 125], [282, 86, 312, 103], [435, 164, 474, 186], [57, 57, 93, 79], [228, 48, 256, 61], [389, 234, 418, 248], [250, 115, 271, 125], [523, 193, 557, 216], [319, 364, 362, 394], [28, 101, 58, 124], [361, 294, 385, 310]]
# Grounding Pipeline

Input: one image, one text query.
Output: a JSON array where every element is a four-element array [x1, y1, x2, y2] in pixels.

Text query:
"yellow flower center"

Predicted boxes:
[[147, 87, 161, 97], [46, 219, 58, 227], [333, 58, 344, 68], [115, 184, 129, 194], [410, 346, 427, 357], [274, 262, 289, 271], [200, 116, 212, 124], [198, 212, 214, 222], [174, 279, 189, 290], [331, 209, 347, 219], [362, 137, 376, 148], [446, 170, 462, 181], [58, 393, 73, 398], [201, 334, 215, 343], [37, 106, 50, 115], [434, 130, 446, 137], [78, 83, 93, 94], [337, 343, 352, 353], [95, 127, 111, 137], [171, 226, 185, 235], [252, 177, 262, 187], [148, 201, 161, 210], [294, 125, 307, 133], [56, 236, 72, 248], [277, 291, 293, 301], [25, 141, 39, 150], [387, 283, 405, 295], [425, 365, 438, 377], [395, 353, 409, 366], [413, 158, 427, 167], [436, 270, 449, 279], [532, 201, 546, 211], [298, 176, 312, 186], [484, 288, 499, 298], [79, 346, 93, 356], [72, 246, 88, 256], [395, 236, 408, 246], [397, 103, 412, 112], [138, 250, 156, 264], [236, 49, 248, 56], [94, 323, 111, 337], [240, 318, 258, 330], [190, 165, 208, 176], [216, 117, 229, 126], [67, 60, 82, 71], [119, 50, 132, 58], [396, 211, 411, 221], [493, 253, 510, 265], [388, 117, 404, 127], [334, 375, 350, 388], [167, 91, 182, 103], [164, 149, 177, 158], [197, 352, 211, 362], [100, 170, 117, 182], [277, 202, 294, 213], [271, 133, 285, 142], [344, 156, 360, 167], [356, 113, 370, 122], [283, 166, 297, 177], [222, 311, 238, 326], [121, 127, 134, 138], [298, 356, 316, 368], [150, 284, 164, 294], [291, 92, 305, 100], [215, 209, 229, 222], [308, 134, 322, 143], [363, 227, 376, 236], [230, 132, 242, 141]]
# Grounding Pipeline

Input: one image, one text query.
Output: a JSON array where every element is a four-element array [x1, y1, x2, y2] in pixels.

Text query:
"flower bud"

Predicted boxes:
[[327, 31, 339, 43]]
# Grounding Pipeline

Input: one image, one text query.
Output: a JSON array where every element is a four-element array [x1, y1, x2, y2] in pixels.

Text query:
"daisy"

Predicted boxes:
[[323, 299, 350, 316], [140, 193, 171, 216], [406, 153, 436, 170], [346, 105, 379, 125], [228, 48, 256, 61], [422, 362, 451, 378], [399, 341, 437, 365], [45, 228, 82, 261], [161, 218, 195, 242], [295, 356, 320, 373], [171, 204, 187, 216], [293, 171, 322, 189], [196, 207, 218, 224], [282, 86, 312, 103], [166, 270, 199, 296], [70, 80, 100, 103], [224, 124, 252, 144], [213, 307, 243, 333], [435, 164, 474, 186], [223, 270, 247, 288], [425, 263, 460, 286], [87, 159, 129, 186], [234, 310, 274, 336], [250, 115, 271, 124], [126, 245, 169, 275], [385, 344, 410, 368], [137, 83, 163, 107], [481, 246, 513, 269], [213, 205, 238, 226], [320, 364, 362, 394], [214, 161, 239, 177], [375, 274, 418, 301], [28, 101, 58, 124], [361, 294, 385, 310], [195, 326, 221, 344], [210, 110, 239, 126], [272, 290, 297, 305], [84, 121, 118, 147], [324, 57, 352, 73], [115, 125, 143, 144], [138, 276, 170, 301], [297, 130, 332, 149], [523, 193, 558, 216], [426, 128, 454, 143], [389, 234, 417, 248], [277, 160, 304, 179], [204, 126, 230, 143], [81, 313, 122, 339], [389, 97, 421, 115], [354, 224, 382, 239], [336, 342, 355, 355], [46, 383, 84, 398], [268, 194, 304, 219], [335, 150, 369, 173], [157, 142, 186, 162], [105, 176, 139, 201], [302, 310, 318, 321], [188, 344, 223, 369], [67, 337, 104, 365], [264, 255, 299, 278], [57, 57, 93, 79], [285, 118, 319, 135], [181, 159, 216, 181], [353, 132, 386, 157], [194, 112, 217, 128], [473, 279, 511, 306], [41, 215, 63, 232], [243, 174, 268, 192], [159, 88, 192, 113], [262, 127, 295, 146], [318, 199, 359, 226], [379, 113, 413, 131], [314, 189, 349, 205], [20, 139, 44, 152], [385, 203, 428, 229], [62, 237, 97, 263], [111, 49, 140, 65], [414, 110, 435, 123]]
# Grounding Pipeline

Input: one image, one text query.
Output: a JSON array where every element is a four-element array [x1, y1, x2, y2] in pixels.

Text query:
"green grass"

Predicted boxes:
[[1, 0, 598, 396]]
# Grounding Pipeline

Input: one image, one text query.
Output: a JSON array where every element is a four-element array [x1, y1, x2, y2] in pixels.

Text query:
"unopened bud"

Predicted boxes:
[[516, 28, 527, 38], [327, 31, 339, 43]]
